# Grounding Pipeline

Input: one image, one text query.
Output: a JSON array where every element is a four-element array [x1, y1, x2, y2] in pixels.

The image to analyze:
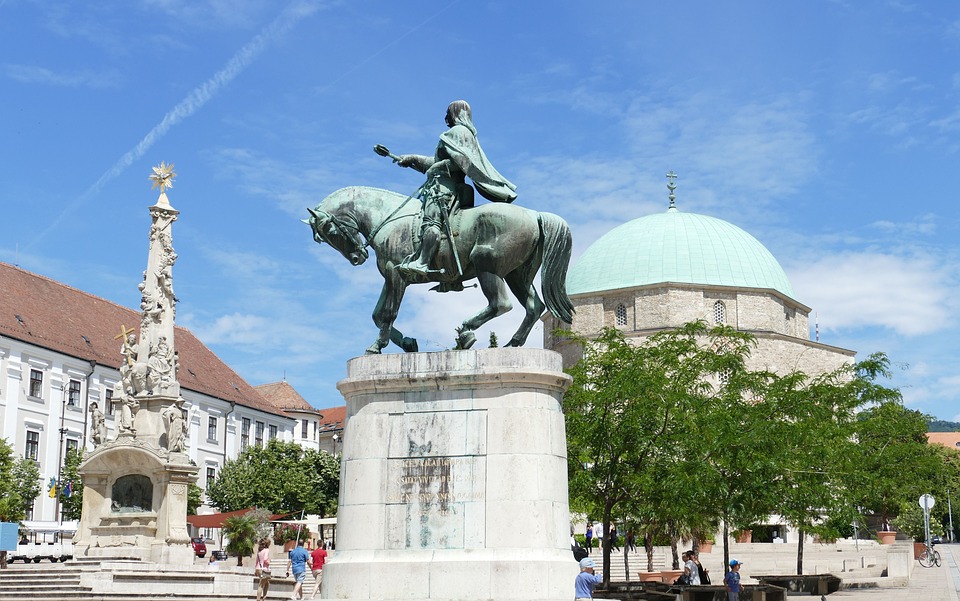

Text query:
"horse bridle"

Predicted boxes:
[[310, 208, 367, 258], [311, 187, 420, 253]]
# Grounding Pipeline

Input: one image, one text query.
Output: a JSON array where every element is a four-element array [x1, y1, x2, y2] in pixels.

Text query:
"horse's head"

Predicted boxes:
[[305, 206, 369, 266]]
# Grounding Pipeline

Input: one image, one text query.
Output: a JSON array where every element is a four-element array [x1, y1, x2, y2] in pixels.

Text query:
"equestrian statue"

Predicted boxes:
[[305, 100, 574, 354]]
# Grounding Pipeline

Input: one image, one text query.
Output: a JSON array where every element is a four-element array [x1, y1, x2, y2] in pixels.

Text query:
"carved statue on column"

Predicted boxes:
[[161, 397, 187, 453], [89, 402, 107, 447]]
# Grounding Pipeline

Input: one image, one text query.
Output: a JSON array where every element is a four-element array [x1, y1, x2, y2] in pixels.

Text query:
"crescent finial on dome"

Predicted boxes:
[[666, 170, 678, 209]]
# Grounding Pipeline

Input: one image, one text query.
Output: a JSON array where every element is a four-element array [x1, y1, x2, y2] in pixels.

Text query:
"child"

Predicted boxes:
[[724, 559, 743, 601], [575, 557, 602, 600]]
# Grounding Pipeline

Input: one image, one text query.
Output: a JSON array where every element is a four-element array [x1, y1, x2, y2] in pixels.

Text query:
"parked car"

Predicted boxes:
[[191, 537, 207, 558], [211, 549, 228, 561], [932, 535, 943, 545]]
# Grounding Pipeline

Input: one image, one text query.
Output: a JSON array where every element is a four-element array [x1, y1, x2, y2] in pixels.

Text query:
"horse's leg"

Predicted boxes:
[[457, 271, 512, 349], [503, 269, 545, 347], [367, 275, 416, 354]]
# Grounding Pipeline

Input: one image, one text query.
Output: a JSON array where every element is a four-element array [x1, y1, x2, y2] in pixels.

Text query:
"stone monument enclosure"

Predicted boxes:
[[324, 348, 578, 601]]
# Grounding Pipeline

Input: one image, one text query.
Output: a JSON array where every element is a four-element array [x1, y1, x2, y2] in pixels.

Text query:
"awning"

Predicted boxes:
[[274, 517, 337, 527], [186, 508, 289, 529]]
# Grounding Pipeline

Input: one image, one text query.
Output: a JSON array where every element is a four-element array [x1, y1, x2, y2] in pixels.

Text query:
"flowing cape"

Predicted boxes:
[[440, 124, 518, 203]]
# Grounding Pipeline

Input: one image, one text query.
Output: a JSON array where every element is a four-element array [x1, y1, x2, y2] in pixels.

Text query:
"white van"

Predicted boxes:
[[10, 521, 76, 563]]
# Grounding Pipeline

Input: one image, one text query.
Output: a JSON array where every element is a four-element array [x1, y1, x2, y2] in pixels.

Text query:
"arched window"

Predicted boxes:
[[713, 301, 726, 325], [615, 304, 627, 327]]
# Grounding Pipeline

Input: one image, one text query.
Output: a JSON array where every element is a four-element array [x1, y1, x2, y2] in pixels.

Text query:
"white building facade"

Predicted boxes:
[[0, 262, 296, 521]]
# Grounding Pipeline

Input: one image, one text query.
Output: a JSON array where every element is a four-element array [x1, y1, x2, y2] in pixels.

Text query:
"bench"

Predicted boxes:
[[754, 573, 841, 596]]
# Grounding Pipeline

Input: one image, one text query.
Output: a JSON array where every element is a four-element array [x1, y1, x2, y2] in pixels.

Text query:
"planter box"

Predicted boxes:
[[699, 541, 714, 553], [736, 530, 753, 543], [637, 571, 661, 582], [878, 531, 897, 545], [660, 569, 683, 584]]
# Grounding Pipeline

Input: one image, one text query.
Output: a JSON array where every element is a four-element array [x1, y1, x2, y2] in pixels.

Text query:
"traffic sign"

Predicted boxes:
[[919, 494, 936, 510]]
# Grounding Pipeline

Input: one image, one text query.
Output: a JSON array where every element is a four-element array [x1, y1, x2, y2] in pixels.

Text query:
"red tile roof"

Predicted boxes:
[[0, 262, 285, 417], [316, 405, 345, 432], [255, 381, 320, 414], [927, 432, 960, 449]]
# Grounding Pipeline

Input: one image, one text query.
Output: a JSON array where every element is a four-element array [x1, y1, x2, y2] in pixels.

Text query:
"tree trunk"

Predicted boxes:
[[670, 533, 680, 569], [0, 550, 6, 569], [601, 504, 613, 586], [645, 532, 655, 572], [622, 513, 630, 580], [722, 522, 730, 575], [796, 528, 805, 575]]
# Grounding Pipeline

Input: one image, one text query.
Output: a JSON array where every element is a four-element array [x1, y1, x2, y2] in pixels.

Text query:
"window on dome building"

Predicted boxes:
[[241, 418, 251, 450], [615, 304, 627, 327], [255, 421, 265, 447], [713, 301, 726, 325], [269, 424, 277, 440]]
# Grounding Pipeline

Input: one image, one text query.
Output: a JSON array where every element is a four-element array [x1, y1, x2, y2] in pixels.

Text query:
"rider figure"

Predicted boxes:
[[390, 100, 517, 280]]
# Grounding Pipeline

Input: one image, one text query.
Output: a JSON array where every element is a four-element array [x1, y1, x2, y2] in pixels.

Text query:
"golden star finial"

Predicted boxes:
[[149, 162, 176, 194]]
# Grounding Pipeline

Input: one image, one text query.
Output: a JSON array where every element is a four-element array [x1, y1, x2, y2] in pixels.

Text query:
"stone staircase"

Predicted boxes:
[[0, 560, 302, 601]]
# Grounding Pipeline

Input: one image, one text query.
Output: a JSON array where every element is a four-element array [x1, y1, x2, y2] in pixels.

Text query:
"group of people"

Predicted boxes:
[[575, 546, 744, 601], [254, 538, 328, 601], [584, 522, 639, 553]]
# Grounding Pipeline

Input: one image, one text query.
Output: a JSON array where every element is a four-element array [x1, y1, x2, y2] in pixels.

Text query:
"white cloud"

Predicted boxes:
[[2, 64, 119, 87], [789, 251, 954, 335]]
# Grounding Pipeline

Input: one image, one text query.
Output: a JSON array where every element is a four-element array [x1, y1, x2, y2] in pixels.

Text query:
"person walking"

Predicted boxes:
[[585, 524, 594, 551], [609, 523, 620, 552], [309, 541, 328, 599], [255, 539, 272, 601], [683, 550, 701, 585], [725, 559, 743, 601], [574, 557, 602, 600], [286, 539, 311, 600]]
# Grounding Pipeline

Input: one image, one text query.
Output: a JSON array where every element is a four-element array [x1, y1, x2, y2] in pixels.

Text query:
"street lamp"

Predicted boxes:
[[332, 433, 340, 456]]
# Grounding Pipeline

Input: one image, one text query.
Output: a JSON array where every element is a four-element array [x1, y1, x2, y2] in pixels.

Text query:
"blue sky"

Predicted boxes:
[[3, 1, 960, 421]]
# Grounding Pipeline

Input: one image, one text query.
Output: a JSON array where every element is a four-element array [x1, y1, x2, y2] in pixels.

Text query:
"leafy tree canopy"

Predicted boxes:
[[207, 439, 339, 516]]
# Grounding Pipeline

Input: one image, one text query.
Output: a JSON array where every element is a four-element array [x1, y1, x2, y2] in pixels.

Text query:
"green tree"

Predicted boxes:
[[851, 395, 942, 529], [12, 455, 40, 517], [0, 438, 26, 522], [564, 322, 757, 583], [187, 483, 203, 516], [207, 439, 339, 516], [59, 448, 83, 521], [223, 511, 258, 566]]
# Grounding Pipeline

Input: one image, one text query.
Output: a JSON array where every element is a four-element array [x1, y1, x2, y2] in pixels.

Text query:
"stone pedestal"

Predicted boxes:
[[73, 439, 197, 564], [323, 349, 578, 601]]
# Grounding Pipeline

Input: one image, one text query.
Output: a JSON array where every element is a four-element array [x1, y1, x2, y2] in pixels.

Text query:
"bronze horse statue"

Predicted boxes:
[[306, 186, 574, 354]]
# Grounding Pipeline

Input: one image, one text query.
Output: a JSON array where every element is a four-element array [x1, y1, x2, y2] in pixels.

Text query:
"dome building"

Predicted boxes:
[[545, 177, 854, 376]]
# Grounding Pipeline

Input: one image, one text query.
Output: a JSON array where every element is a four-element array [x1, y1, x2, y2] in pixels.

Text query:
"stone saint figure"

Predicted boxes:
[[389, 100, 517, 280], [147, 336, 174, 393], [161, 397, 186, 452], [89, 402, 107, 447], [112, 382, 138, 436]]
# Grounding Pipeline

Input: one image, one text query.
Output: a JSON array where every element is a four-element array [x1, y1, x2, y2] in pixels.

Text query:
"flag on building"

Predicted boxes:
[[48, 477, 57, 498]]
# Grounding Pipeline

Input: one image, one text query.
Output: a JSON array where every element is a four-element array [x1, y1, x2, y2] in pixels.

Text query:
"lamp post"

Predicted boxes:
[[332, 433, 340, 456], [56, 385, 68, 524]]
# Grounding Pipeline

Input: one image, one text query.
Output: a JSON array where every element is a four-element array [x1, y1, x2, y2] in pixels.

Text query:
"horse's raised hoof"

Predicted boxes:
[[365, 344, 383, 355], [401, 337, 419, 353], [456, 330, 477, 350]]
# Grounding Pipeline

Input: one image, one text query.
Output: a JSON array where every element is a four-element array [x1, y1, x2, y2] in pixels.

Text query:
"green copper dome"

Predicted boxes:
[[566, 207, 795, 299]]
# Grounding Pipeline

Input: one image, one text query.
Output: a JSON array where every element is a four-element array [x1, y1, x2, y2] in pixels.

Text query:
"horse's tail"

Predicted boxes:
[[537, 212, 575, 324]]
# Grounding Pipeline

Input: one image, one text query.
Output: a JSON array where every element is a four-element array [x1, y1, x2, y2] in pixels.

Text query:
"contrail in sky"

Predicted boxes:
[[28, 0, 321, 250]]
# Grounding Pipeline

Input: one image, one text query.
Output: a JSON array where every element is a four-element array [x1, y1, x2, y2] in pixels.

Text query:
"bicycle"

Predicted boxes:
[[917, 543, 942, 568]]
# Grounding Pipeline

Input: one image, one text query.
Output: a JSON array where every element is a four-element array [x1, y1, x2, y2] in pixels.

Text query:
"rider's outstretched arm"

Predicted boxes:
[[398, 154, 434, 173]]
